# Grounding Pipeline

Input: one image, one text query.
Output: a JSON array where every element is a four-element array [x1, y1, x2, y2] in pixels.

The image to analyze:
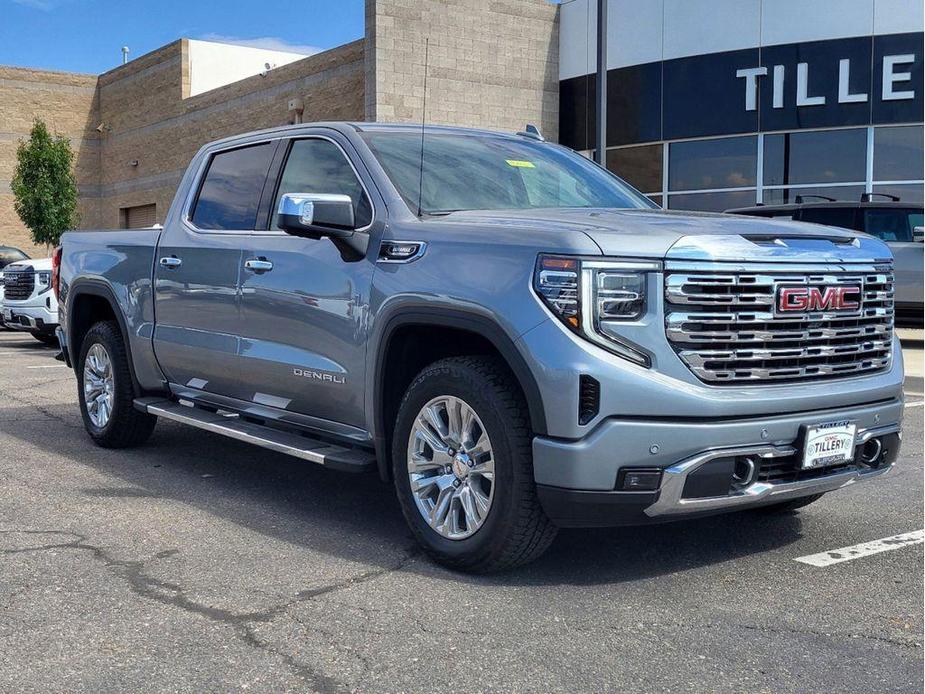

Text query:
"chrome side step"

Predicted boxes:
[[134, 397, 376, 473]]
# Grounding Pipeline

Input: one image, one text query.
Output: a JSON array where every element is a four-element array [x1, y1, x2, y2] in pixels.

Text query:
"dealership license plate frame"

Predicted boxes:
[[801, 420, 857, 469]]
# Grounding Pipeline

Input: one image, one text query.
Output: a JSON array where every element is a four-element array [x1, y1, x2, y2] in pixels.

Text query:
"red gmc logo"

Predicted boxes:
[[777, 286, 861, 313]]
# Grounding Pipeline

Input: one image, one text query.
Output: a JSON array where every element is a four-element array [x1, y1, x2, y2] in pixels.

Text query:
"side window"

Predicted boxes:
[[273, 139, 372, 229], [798, 208, 857, 230], [191, 143, 275, 230]]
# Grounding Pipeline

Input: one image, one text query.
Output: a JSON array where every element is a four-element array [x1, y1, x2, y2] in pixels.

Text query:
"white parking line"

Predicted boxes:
[[795, 530, 925, 567], [25, 364, 67, 369], [905, 401, 925, 408]]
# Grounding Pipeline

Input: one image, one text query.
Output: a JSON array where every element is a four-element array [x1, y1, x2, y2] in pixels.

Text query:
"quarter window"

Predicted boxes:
[[273, 139, 372, 229], [191, 143, 275, 231]]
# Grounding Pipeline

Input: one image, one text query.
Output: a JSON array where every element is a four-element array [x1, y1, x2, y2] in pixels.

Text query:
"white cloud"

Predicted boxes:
[[196, 34, 322, 56], [12, 0, 63, 10]]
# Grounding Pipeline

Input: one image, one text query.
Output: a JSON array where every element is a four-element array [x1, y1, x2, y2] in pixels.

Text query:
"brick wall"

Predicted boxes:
[[95, 39, 366, 229], [1, 2, 561, 256], [365, 0, 560, 140], [0, 67, 100, 257]]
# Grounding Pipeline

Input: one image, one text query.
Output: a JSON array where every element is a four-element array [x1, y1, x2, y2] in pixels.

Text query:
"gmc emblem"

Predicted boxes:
[[777, 286, 861, 313]]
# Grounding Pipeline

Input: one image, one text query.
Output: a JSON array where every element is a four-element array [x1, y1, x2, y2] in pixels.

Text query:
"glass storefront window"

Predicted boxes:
[[668, 136, 757, 191], [606, 144, 663, 194], [762, 185, 866, 205], [873, 126, 924, 182], [872, 183, 924, 205], [667, 189, 757, 212], [763, 129, 867, 186]]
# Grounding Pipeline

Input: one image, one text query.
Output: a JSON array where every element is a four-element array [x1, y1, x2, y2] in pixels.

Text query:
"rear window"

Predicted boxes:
[[863, 209, 924, 242], [191, 143, 275, 230], [798, 208, 858, 230]]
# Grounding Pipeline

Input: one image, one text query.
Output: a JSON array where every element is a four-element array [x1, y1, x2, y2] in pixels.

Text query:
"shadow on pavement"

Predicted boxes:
[[0, 404, 805, 585]]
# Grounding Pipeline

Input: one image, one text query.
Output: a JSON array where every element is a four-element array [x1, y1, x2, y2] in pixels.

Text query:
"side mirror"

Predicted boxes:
[[913, 226, 924, 243], [277, 193, 355, 238]]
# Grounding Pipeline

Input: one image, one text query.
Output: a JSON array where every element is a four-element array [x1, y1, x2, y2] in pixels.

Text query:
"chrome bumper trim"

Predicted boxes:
[[644, 423, 900, 517]]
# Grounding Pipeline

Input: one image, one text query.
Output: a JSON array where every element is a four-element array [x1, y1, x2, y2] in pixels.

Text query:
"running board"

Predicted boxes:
[[134, 397, 376, 473]]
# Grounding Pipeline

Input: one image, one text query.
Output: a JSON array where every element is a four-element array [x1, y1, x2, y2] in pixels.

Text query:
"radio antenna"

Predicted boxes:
[[416, 37, 430, 217]]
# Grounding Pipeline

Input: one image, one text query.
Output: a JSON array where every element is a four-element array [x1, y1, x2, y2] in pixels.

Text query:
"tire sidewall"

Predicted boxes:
[[392, 362, 526, 566], [77, 327, 120, 440]]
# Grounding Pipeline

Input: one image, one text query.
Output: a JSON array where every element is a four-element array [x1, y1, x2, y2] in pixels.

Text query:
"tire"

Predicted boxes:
[[33, 332, 58, 346], [392, 356, 557, 573], [752, 493, 824, 514], [77, 320, 156, 448]]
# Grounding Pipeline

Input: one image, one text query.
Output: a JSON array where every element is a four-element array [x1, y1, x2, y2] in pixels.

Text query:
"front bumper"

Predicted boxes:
[[534, 399, 902, 527], [1, 303, 58, 333]]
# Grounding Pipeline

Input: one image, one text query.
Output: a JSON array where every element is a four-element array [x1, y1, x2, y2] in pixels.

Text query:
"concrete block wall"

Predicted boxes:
[[365, 0, 560, 140], [0, 67, 100, 258], [95, 39, 365, 229]]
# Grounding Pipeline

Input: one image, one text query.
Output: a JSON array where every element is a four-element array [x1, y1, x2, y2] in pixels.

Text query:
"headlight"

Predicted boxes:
[[37, 271, 51, 294], [534, 255, 659, 366]]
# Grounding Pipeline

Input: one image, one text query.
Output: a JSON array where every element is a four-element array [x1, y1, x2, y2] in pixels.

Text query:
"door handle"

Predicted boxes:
[[244, 258, 273, 273], [159, 256, 182, 269]]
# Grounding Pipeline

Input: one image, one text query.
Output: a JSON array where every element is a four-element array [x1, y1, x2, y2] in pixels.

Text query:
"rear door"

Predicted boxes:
[[153, 140, 277, 396], [230, 134, 376, 433]]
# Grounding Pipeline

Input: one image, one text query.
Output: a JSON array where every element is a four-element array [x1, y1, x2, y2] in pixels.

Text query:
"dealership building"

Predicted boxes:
[[1, 0, 922, 257]]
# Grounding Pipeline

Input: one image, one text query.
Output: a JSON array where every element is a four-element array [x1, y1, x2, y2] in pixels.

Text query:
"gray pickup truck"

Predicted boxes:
[[57, 123, 904, 572]]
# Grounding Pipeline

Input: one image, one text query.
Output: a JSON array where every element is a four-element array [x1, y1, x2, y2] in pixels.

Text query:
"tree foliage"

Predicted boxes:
[[11, 119, 80, 248]]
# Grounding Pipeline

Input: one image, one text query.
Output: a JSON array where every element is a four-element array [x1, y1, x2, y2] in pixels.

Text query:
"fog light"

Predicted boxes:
[[618, 469, 662, 491]]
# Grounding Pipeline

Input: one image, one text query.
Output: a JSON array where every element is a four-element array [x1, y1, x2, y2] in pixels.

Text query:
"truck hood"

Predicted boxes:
[[438, 208, 892, 264], [3, 258, 51, 272]]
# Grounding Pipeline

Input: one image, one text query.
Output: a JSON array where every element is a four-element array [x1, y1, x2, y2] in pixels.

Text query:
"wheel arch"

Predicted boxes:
[[371, 306, 548, 482], [67, 280, 143, 397]]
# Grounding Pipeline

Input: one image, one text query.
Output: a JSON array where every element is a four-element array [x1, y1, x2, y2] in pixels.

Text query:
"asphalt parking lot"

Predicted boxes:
[[0, 329, 921, 693]]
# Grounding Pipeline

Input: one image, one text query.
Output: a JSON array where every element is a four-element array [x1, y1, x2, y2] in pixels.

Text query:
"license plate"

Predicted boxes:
[[1, 309, 10, 321], [802, 421, 857, 469]]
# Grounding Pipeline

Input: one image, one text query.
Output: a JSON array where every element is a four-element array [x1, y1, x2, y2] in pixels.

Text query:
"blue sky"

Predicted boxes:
[[0, 0, 365, 74]]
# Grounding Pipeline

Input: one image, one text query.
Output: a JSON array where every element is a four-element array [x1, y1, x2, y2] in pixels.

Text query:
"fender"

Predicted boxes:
[[66, 279, 147, 397], [369, 304, 549, 481]]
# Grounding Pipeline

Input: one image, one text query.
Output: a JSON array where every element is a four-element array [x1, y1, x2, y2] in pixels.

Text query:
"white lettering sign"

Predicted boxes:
[[737, 54, 916, 111]]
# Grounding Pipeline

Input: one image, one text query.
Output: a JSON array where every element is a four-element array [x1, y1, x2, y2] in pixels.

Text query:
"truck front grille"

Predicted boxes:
[[665, 265, 894, 384], [3, 268, 35, 301]]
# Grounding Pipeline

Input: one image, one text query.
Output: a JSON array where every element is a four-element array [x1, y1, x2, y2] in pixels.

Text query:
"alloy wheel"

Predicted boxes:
[[407, 395, 495, 540]]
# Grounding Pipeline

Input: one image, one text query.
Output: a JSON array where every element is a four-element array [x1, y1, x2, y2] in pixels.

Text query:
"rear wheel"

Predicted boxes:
[[77, 321, 156, 448], [392, 356, 557, 573]]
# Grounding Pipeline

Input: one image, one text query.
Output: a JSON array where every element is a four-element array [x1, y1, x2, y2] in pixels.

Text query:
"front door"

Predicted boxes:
[[231, 135, 376, 433], [153, 140, 277, 397]]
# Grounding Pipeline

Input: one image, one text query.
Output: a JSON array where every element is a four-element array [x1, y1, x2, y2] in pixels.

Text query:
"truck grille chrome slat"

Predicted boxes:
[[665, 266, 894, 384], [2, 269, 35, 301]]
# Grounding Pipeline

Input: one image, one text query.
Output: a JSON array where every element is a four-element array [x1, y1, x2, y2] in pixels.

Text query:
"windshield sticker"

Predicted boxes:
[[505, 159, 536, 168]]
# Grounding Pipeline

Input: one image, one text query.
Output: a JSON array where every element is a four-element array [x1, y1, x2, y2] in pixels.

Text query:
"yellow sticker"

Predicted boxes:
[[506, 159, 536, 168]]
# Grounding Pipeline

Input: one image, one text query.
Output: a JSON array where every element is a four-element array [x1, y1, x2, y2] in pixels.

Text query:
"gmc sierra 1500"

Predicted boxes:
[[57, 122, 904, 572]]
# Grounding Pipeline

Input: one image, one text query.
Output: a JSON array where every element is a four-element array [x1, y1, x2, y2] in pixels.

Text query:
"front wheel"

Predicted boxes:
[[77, 321, 157, 448], [392, 356, 557, 573]]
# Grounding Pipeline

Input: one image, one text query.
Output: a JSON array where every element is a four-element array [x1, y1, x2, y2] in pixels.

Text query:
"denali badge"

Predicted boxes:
[[777, 285, 861, 313], [293, 368, 346, 384]]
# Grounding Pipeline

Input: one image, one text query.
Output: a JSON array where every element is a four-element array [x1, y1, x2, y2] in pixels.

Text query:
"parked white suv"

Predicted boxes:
[[1, 257, 59, 344]]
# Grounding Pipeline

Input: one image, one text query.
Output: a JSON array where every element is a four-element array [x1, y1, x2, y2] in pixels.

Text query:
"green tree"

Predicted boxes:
[[11, 118, 80, 249]]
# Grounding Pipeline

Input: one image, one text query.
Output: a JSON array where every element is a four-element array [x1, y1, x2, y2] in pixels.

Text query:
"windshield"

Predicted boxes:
[[360, 131, 656, 215], [863, 208, 924, 242], [0, 248, 28, 269]]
